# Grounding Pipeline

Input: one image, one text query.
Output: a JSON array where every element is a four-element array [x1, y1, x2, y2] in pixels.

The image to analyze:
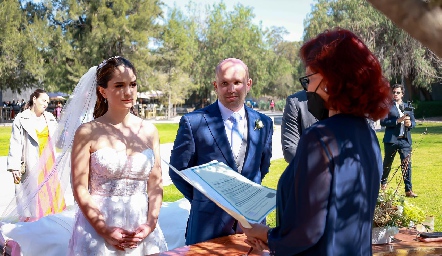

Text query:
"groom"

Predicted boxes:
[[169, 58, 273, 245]]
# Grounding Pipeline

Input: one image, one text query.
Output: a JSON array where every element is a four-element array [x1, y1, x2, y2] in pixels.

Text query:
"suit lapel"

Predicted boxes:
[[204, 102, 236, 169], [244, 108, 259, 169], [20, 110, 38, 143]]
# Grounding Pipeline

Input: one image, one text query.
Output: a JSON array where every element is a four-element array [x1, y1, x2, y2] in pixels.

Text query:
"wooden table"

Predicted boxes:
[[150, 234, 268, 256], [373, 228, 442, 255], [151, 229, 442, 256]]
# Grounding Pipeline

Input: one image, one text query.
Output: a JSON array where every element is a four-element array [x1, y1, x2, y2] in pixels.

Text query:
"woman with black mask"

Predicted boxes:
[[242, 28, 391, 255]]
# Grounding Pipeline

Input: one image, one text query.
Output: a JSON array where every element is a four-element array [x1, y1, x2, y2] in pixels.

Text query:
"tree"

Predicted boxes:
[[155, 6, 198, 118], [49, 0, 163, 91], [0, 0, 49, 92], [261, 27, 297, 99], [304, 0, 441, 100], [366, 0, 442, 58]]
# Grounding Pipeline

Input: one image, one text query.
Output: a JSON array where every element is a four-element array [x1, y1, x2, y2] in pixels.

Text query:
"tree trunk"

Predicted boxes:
[[419, 87, 433, 101], [403, 76, 415, 101], [367, 0, 442, 58], [168, 91, 172, 119]]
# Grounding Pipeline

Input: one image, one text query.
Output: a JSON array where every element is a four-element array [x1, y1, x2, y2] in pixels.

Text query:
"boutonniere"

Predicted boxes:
[[254, 119, 264, 130]]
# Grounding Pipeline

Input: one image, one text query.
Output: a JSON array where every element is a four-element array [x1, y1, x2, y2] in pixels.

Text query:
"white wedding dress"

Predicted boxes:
[[68, 147, 168, 255]]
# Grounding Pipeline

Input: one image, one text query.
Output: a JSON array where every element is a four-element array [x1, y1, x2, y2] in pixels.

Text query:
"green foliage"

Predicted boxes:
[[275, 100, 285, 112], [45, 0, 162, 91], [153, 6, 199, 117], [374, 188, 425, 228], [304, 0, 441, 99], [0, 0, 45, 91], [258, 100, 269, 110], [413, 101, 442, 118]]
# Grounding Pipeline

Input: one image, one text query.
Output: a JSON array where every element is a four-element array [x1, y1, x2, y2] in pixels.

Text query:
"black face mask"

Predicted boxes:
[[306, 82, 328, 121]]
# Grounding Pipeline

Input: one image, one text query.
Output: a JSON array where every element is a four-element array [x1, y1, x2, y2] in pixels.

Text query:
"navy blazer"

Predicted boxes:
[[268, 114, 382, 255], [169, 101, 273, 245], [380, 102, 415, 144]]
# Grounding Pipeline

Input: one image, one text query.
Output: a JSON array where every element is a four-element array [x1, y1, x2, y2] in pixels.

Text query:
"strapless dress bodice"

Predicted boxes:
[[89, 147, 155, 196]]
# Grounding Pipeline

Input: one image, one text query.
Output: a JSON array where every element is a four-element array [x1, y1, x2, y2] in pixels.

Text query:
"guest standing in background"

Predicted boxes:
[[7, 89, 60, 221], [380, 83, 417, 197]]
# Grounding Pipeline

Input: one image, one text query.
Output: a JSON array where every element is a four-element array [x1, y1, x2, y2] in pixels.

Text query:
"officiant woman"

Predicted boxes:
[[241, 28, 392, 255]]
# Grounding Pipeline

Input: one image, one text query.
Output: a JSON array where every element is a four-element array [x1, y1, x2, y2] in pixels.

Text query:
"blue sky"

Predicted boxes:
[[161, 0, 316, 41]]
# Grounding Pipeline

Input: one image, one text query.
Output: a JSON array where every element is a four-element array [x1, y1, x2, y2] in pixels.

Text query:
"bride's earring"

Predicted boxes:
[[104, 98, 107, 103]]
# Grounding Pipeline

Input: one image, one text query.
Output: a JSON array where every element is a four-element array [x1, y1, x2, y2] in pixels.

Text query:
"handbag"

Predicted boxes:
[[20, 161, 26, 174], [20, 124, 28, 175]]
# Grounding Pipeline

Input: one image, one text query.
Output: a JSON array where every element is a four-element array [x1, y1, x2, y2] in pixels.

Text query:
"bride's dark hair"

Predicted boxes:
[[93, 56, 137, 119]]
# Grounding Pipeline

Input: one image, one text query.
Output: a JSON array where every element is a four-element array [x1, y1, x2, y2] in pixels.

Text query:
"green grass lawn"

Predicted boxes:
[[154, 123, 179, 144], [1, 121, 441, 230], [0, 126, 12, 156]]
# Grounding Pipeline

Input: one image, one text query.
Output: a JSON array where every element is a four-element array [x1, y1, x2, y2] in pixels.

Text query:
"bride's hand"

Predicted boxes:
[[133, 223, 155, 240], [100, 226, 137, 251]]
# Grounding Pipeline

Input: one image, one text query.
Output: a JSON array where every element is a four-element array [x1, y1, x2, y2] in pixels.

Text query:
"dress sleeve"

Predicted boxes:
[[268, 129, 334, 255]]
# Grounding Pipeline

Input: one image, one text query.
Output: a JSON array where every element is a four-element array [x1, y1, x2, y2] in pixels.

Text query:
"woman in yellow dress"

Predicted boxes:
[[6, 89, 63, 221]]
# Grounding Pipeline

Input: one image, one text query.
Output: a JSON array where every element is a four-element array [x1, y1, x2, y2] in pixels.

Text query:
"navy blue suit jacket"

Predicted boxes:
[[169, 101, 273, 245], [268, 115, 382, 255], [380, 102, 415, 144]]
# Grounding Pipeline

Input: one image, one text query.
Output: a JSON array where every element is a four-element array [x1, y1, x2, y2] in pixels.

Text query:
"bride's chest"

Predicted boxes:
[[89, 147, 154, 180]]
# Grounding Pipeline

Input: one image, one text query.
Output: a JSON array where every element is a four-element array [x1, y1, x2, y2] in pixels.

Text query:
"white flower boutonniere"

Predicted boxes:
[[254, 119, 264, 130]]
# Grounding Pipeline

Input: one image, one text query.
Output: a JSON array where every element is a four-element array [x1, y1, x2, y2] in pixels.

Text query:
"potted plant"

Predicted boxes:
[[372, 188, 426, 244]]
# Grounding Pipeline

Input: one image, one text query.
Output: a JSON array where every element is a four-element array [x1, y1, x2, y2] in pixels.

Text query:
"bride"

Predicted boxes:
[[68, 57, 167, 254], [0, 57, 191, 255]]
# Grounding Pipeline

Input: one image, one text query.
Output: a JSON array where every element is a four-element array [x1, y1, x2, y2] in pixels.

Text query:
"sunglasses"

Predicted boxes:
[[393, 91, 402, 95], [299, 73, 318, 90]]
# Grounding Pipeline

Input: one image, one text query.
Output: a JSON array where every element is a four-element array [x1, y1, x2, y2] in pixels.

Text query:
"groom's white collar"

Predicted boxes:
[[217, 101, 246, 122]]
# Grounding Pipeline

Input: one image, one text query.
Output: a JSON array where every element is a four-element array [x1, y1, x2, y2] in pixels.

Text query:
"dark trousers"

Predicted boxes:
[[381, 139, 413, 192]]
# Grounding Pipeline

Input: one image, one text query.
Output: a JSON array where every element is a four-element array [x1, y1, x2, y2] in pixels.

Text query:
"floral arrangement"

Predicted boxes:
[[373, 188, 426, 228]]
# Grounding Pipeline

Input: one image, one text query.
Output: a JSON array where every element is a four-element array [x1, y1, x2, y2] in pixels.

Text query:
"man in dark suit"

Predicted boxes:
[[380, 83, 417, 197], [281, 67, 328, 163], [169, 58, 273, 245]]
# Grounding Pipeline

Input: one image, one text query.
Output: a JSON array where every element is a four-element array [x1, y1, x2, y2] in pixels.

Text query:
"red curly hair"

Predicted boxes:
[[300, 28, 391, 120]]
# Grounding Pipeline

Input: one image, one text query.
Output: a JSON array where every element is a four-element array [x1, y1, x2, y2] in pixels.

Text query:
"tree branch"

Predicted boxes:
[[366, 0, 442, 58]]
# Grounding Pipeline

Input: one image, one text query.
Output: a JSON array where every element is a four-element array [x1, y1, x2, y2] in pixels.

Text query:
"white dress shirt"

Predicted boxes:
[[395, 102, 405, 137], [217, 101, 247, 149]]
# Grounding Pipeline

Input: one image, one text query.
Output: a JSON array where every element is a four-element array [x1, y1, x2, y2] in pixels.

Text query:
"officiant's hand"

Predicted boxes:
[[244, 237, 269, 251], [240, 223, 270, 251], [240, 223, 270, 243]]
